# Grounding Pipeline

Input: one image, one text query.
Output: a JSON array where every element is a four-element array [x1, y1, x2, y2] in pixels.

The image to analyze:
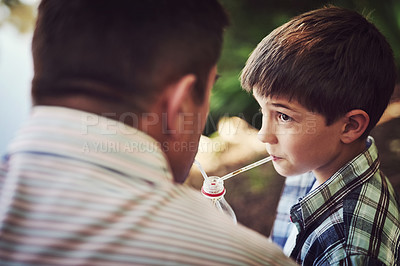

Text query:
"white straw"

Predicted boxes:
[[220, 156, 273, 181], [194, 159, 209, 180]]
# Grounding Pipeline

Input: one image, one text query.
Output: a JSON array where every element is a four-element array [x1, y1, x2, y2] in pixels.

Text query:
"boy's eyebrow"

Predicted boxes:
[[270, 102, 300, 113]]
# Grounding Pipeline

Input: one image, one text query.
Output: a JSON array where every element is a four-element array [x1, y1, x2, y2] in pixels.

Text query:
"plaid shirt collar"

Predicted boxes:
[[289, 137, 380, 254], [290, 137, 378, 230]]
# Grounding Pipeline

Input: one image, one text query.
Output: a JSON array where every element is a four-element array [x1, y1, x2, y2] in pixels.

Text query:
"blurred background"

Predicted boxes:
[[0, 0, 36, 155], [1, 0, 399, 236]]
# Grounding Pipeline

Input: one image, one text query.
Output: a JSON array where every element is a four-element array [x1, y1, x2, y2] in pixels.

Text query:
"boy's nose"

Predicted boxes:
[[257, 122, 278, 144]]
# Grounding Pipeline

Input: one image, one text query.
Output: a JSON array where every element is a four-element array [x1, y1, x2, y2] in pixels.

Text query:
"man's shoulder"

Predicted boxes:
[[0, 154, 9, 184]]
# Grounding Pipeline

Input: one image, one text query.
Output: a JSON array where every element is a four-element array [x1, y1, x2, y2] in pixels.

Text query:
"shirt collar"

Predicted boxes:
[[8, 106, 174, 183], [290, 137, 380, 230]]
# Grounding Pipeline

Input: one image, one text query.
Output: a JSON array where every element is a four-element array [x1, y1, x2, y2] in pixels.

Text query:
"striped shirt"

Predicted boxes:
[[0, 106, 296, 266], [271, 137, 400, 265]]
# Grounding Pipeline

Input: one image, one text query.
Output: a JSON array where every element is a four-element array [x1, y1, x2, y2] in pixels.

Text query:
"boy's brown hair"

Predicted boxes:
[[241, 6, 396, 139]]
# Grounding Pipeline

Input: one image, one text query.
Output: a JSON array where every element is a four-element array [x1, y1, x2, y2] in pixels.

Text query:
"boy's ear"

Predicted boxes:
[[164, 74, 197, 139], [340, 109, 370, 144]]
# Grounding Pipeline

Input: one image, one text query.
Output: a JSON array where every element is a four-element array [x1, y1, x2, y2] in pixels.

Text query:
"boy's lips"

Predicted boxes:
[[271, 155, 283, 161]]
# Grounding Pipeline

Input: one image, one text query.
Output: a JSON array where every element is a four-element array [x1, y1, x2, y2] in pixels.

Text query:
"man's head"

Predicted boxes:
[[241, 6, 396, 139], [32, 0, 228, 112], [31, 0, 229, 183]]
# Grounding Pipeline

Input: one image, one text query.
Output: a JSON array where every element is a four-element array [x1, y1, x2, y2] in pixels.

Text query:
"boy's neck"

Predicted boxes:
[[313, 138, 367, 185]]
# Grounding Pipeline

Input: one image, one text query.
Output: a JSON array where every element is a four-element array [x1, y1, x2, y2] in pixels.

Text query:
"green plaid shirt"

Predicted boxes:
[[277, 137, 400, 265]]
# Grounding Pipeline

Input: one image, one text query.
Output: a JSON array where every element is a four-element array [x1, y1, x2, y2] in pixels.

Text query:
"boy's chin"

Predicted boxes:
[[272, 161, 307, 177]]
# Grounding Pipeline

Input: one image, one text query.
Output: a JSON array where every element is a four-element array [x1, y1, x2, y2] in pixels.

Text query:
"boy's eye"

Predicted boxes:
[[278, 113, 292, 122]]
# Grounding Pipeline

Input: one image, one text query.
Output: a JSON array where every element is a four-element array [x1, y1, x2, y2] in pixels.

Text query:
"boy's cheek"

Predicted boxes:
[[275, 124, 305, 136]]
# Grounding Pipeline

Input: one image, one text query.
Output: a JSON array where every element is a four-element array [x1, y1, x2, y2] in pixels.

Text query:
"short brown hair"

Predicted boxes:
[[241, 6, 396, 139], [32, 0, 229, 111]]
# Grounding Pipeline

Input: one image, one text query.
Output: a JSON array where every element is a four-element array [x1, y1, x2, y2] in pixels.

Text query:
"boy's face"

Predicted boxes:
[[254, 91, 345, 183]]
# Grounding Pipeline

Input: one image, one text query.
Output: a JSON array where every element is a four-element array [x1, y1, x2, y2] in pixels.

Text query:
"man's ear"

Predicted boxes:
[[164, 74, 196, 138], [341, 109, 370, 144]]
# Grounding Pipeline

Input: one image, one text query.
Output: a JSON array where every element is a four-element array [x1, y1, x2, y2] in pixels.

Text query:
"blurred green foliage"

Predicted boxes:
[[208, 0, 400, 135]]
